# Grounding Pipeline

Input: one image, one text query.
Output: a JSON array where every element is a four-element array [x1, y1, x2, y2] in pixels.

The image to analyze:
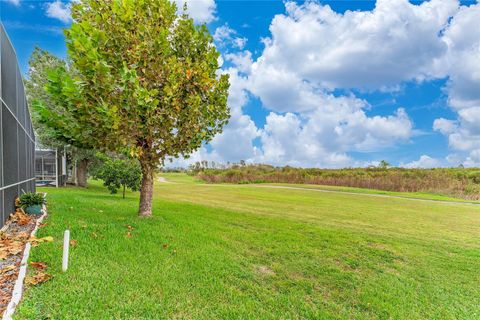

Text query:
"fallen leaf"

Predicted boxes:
[[39, 236, 53, 242], [0, 239, 24, 259], [10, 210, 32, 226], [39, 223, 48, 229], [126, 225, 134, 231], [92, 232, 98, 238], [30, 262, 47, 270], [162, 244, 169, 249], [25, 271, 52, 286], [0, 265, 16, 274], [29, 236, 53, 246], [70, 239, 78, 247], [126, 232, 132, 238], [16, 232, 30, 240]]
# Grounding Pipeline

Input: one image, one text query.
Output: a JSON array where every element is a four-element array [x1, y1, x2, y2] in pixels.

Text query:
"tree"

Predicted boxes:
[[25, 47, 95, 187], [94, 156, 141, 199], [378, 160, 390, 169], [71, 148, 97, 187], [51, 0, 230, 216], [24, 48, 64, 149]]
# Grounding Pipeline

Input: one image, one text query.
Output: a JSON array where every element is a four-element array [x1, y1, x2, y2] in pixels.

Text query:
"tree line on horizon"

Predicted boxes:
[[192, 163, 480, 200]]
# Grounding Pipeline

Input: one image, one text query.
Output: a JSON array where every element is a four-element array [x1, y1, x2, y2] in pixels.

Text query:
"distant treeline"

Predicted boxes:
[[192, 163, 480, 200]]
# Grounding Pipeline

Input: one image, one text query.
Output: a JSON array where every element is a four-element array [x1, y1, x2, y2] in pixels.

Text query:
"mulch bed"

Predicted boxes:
[[0, 208, 45, 315]]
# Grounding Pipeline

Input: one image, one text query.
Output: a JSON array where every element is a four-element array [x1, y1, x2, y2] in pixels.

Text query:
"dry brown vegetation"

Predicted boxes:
[[195, 164, 480, 200]]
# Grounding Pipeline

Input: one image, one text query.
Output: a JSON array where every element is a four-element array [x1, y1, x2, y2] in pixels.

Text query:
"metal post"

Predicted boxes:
[[63, 145, 67, 183], [55, 149, 58, 188]]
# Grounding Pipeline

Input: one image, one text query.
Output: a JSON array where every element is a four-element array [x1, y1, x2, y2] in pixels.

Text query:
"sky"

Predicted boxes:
[[1, 0, 479, 168]]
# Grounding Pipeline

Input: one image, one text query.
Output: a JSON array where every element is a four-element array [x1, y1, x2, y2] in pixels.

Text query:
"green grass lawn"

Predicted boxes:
[[15, 174, 480, 319], [268, 183, 480, 203]]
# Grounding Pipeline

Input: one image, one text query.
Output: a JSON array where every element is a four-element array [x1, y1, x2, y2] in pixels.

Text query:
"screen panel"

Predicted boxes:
[[2, 103, 18, 186], [0, 24, 36, 228], [3, 185, 17, 221], [16, 68, 25, 127], [18, 128, 26, 180], [1, 26, 17, 116]]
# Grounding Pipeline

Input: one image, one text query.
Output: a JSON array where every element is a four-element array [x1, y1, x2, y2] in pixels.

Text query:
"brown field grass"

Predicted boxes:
[[194, 164, 480, 200]]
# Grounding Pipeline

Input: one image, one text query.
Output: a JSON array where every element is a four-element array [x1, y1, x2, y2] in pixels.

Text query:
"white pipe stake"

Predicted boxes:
[[62, 230, 70, 272]]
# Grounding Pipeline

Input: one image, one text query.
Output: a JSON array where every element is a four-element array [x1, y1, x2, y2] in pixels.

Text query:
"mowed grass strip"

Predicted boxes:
[[16, 175, 480, 319]]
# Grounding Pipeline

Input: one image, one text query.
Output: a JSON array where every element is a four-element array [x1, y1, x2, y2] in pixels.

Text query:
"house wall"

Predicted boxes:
[[0, 24, 36, 227]]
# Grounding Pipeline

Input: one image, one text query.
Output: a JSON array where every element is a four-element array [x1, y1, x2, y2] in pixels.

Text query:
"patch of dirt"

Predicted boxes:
[[0, 209, 44, 315], [254, 265, 276, 276]]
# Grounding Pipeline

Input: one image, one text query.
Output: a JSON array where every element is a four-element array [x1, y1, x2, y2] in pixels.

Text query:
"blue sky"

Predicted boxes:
[[1, 0, 480, 168]]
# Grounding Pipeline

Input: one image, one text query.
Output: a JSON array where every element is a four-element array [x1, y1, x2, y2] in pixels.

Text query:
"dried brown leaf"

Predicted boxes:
[[16, 232, 30, 240], [0, 239, 24, 259], [29, 236, 53, 247], [25, 271, 52, 286], [10, 210, 32, 226], [0, 265, 16, 274], [0, 251, 8, 260], [30, 261, 47, 270]]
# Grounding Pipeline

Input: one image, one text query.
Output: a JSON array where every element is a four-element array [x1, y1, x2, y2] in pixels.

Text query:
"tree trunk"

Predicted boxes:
[[122, 184, 126, 199], [138, 164, 154, 217], [76, 158, 89, 187]]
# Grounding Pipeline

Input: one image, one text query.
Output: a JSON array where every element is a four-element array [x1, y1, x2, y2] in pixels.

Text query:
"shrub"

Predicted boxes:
[[94, 157, 142, 198], [18, 192, 46, 209], [468, 171, 480, 184]]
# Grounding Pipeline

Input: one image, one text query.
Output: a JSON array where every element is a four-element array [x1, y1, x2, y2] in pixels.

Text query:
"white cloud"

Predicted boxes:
[[209, 68, 260, 162], [253, 0, 458, 91], [214, 24, 247, 50], [224, 51, 253, 74], [433, 118, 457, 135], [256, 106, 412, 167], [175, 0, 216, 24], [169, 0, 480, 168], [463, 150, 480, 167], [5, 0, 20, 6], [432, 3, 480, 161], [442, 3, 480, 112], [257, 112, 356, 168], [185, 82, 414, 168], [401, 155, 442, 168], [45, 1, 71, 23]]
